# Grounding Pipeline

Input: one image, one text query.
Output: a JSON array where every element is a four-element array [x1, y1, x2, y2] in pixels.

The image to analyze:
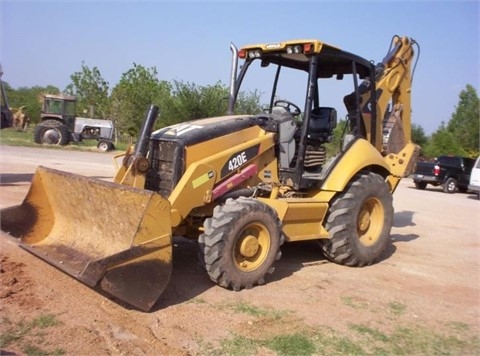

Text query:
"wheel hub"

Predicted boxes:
[[358, 209, 371, 232], [357, 197, 384, 246], [239, 235, 259, 258], [43, 128, 60, 144], [234, 222, 271, 272]]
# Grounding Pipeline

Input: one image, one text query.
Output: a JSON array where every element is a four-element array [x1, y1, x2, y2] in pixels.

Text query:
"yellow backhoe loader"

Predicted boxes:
[[1, 35, 420, 311]]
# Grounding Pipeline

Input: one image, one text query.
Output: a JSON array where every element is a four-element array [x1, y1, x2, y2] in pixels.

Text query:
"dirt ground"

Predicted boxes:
[[0, 145, 479, 355]]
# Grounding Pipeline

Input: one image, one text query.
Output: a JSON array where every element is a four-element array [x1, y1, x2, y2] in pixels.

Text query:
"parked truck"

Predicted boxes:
[[467, 156, 480, 198], [412, 155, 476, 193], [1, 35, 420, 311]]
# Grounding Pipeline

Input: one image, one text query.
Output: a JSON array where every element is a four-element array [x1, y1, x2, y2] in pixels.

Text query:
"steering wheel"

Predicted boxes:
[[274, 100, 302, 117]]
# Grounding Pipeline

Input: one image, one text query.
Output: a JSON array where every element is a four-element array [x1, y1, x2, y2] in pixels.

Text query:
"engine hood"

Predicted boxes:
[[151, 114, 272, 146]]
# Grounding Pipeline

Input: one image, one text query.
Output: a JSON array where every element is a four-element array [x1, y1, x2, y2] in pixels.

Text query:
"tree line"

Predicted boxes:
[[410, 84, 479, 159], [4, 62, 262, 141], [4, 62, 479, 158]]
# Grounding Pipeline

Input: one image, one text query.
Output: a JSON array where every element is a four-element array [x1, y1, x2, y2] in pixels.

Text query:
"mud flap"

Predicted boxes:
[[0, 166, 172, 311]]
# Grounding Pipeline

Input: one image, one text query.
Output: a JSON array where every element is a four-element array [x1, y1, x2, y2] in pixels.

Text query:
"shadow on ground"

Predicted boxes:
[[0, 173, 34, 185], [151, 238, 326, 310]]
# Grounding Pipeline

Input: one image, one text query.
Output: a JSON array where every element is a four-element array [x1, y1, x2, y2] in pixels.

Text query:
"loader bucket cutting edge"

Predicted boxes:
[[0, 166, 173, 311]]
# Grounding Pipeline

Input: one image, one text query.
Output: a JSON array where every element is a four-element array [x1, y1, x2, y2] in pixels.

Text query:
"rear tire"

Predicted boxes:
[[34, 120, 70, 146], [319, 171, 393, 266], [414, 181, 427, 190], [199, 197, 283, 290], [443, 177, 457, 193]]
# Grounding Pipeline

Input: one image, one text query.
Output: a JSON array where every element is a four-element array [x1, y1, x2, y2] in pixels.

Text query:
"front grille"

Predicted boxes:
[[146, 140, 184, 198]]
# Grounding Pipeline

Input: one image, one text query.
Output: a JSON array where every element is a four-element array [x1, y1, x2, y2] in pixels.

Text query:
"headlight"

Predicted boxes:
[[286, 45, 303, 54], [248, 50, 261, 58]]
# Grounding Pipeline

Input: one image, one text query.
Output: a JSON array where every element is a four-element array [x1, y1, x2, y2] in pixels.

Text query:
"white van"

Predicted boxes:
[[468, 156, 480, 198]]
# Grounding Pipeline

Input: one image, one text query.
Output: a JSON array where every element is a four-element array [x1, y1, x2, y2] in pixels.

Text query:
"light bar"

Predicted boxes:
[[238, 39, 327, 59], [286, 45, 303, 54]]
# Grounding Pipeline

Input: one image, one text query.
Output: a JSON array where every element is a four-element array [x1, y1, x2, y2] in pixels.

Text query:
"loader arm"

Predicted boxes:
[[114, 105, 159, 188]]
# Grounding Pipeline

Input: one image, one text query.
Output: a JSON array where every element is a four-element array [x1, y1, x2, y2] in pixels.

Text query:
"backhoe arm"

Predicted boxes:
[[344, 36, 420, 190], [372, 36, 417, 154], [372, 36, 420, 189]]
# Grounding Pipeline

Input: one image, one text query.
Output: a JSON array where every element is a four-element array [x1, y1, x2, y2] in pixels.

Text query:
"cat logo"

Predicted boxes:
[[165, 124, 202, 137]]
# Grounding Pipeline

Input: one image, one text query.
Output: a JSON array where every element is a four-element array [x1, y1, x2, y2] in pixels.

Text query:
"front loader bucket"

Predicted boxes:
[[1, 166, 172, 311]]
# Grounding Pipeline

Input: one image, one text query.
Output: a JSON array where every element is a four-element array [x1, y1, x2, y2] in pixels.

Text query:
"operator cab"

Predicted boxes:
[[268, 102, 338, 173], [230, 39, 376, 189]]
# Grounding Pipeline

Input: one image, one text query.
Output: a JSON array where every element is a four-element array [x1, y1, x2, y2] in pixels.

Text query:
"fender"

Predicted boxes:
[[320, 138, 390, 193]]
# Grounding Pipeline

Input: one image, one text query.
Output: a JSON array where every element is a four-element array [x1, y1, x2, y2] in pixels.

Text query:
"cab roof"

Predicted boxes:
[[239, 39, 373, 79], [44, 94, 76, 101]]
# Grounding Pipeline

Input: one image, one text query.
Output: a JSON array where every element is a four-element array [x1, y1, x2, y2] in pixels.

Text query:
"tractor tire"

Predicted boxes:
[[34, 120, 70, 146], [199, 197, 283, 290], [97, 140, 115, 152], [1, 113, 11, 129], [443, 177, 457, 193], [414, 181, 427, 190], [320, 171, 393, 267]]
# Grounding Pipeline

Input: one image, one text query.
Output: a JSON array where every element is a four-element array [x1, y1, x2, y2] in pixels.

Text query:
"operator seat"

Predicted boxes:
[[307, 107, 337, 143], [271, 105, 297, 169], [301, 107, 338, 171]]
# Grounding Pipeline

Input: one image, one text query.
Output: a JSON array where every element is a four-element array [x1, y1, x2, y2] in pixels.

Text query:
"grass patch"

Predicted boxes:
[[350, 324, 389, 343], [446, 321, 470, 332], [31, 314, 60, 329], [219, 333, 315, 356], [0, 128, 37, 147], [209, 299, 479, 355], [23, 344, 64, 356], [231, 301, 267, 317], [208, 322, 480, 356], [0, 314, 64, 355], [227, 301, 289, 320], [220, 335, 257, 356], [341, 295, 369, 310], [388, 301, 407, 316], [0, 127, 128, 152], [347, 323, 480, 355], [264, 333, 316, 355], [189, 297, 208, 304]]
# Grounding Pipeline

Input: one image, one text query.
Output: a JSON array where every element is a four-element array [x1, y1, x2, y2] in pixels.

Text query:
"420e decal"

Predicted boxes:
[[220, 145, 260, 178]]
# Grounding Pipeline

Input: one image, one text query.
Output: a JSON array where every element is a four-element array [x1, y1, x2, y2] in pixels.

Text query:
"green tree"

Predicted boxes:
[[5, 83, 60, 124], [325, 119, 349, 157], [411, 123, 428, 148], [234, 89, 262, 115], [109, 63, 171, 137], [447, 84, 479, 157], [162, 80, 228, 125], [424, 122, 466, 157], [65, 62, 109, 119], [160, 81, 262, 127]]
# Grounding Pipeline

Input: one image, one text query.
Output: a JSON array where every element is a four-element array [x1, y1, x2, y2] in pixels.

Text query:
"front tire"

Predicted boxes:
[[199, 197, 283, 290], [97, 140, 115, 152], [319, 171, 393, 266], [34, 120, 70, 146]]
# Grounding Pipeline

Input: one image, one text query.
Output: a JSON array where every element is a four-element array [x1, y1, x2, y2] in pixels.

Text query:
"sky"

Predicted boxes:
[[1, 0, 479, 134]]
